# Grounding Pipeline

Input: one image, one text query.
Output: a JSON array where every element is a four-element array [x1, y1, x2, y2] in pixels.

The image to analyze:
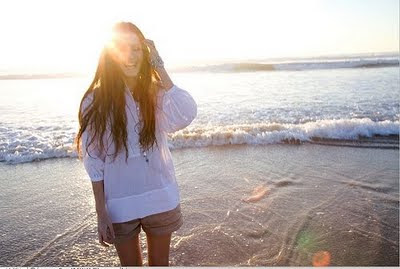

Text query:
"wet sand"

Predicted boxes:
[[0, 144, 398, 266]]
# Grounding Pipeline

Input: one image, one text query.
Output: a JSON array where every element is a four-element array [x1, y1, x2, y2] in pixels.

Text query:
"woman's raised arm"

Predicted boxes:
[[156, 84, 198, 133]]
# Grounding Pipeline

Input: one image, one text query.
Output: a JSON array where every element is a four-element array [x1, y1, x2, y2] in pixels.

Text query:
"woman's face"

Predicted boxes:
[[110, 31, 144, 77]]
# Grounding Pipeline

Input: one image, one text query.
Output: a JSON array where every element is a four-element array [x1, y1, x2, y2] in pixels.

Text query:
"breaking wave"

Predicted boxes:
[[1, 118, 398, 164]]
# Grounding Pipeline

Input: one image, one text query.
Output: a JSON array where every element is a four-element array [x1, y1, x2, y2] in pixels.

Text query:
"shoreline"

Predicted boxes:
[[0, 143, 398, 266], [1, 132, 398, 165]]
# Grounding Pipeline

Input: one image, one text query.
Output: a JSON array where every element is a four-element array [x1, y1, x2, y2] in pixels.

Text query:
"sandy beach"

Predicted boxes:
[[1, 0, 399, 266], [0, 143, 398, 266]]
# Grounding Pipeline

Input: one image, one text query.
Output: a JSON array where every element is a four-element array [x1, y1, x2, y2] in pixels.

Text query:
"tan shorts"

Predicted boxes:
[[112, 204, 183, 244]]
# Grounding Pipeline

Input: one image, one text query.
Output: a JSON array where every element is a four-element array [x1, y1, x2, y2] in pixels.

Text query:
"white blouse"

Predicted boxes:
[[80, 84, 197, 223]]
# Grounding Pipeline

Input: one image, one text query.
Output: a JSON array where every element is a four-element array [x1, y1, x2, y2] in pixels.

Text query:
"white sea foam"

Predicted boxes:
[[1, 118, 398, 164], [0, 125, 78, 164], [167, 118, 399, 148]]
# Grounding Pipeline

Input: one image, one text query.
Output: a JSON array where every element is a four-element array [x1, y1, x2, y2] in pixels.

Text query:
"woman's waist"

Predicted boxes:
[[104, 179, 179, 202]]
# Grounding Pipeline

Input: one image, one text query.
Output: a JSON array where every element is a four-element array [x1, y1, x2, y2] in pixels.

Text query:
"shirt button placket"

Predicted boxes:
[[136, 104, 149, 164]]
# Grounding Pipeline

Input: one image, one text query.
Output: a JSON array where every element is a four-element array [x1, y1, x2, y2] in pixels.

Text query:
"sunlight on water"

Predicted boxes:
[[0, 66, 398, 164]]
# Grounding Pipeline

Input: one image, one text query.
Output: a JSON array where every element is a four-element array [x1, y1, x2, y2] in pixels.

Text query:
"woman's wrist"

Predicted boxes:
[[150, 54, 164, 69], [155, 65, 174, 90], [144, 39, 173, 90]]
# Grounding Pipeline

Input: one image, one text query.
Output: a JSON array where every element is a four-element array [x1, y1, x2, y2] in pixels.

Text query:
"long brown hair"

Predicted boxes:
[[74, 22, 161, 163]]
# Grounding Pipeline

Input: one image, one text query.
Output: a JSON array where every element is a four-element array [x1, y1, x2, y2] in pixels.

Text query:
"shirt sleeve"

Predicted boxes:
[[156, 84, 198, 133], [80, 93, 106, 182]]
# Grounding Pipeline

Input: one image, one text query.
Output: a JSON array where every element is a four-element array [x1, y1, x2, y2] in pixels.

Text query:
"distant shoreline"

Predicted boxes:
[[0, 72, 85, 80], [1, 51, 398, 79]]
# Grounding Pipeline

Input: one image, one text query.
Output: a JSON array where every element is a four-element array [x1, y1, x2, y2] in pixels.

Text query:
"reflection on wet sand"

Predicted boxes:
[[5, 144, 398, 266], [242, 184, 269, 203]]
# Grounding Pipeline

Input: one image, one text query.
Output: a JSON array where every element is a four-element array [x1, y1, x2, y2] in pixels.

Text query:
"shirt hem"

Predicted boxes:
[[106, 181, 180, 223]]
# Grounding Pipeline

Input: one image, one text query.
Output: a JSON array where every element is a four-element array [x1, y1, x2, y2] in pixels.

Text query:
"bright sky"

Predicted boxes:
[[0, 0, 398, 73]]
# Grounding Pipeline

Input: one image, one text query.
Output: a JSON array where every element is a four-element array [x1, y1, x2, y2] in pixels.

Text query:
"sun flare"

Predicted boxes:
[[0, 0, 398, 73]]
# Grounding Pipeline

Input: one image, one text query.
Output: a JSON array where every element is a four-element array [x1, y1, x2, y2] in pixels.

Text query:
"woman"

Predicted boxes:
[[74, 22, 197, 266]]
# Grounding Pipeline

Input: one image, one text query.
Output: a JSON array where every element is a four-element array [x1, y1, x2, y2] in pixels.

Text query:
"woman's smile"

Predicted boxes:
[[108, 31, 144, 77], [124, 63, 137, 68]]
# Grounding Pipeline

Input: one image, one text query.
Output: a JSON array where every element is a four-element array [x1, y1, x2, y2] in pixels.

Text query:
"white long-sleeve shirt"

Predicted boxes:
[[80, 84, 197, 223]]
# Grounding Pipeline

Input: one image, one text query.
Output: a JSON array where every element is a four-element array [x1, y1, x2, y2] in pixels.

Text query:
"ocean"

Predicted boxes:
[[0, 53, 399, 164], [0, 53, 399, 266]]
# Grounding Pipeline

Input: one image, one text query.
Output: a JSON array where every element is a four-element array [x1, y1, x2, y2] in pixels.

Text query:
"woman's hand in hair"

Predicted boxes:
[[144, 39, 164, 68], [144, 39, 159, 57], [144, 39, 173, 90]]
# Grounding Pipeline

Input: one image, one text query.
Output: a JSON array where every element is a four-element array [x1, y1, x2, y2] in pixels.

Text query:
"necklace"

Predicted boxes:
[[143, 151, 149, 163], [133, 93, 149, 163]]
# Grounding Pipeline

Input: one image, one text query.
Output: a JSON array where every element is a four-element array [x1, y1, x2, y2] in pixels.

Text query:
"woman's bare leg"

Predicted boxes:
[[146, 232, 172, 266], [114, 233, 143, 266]]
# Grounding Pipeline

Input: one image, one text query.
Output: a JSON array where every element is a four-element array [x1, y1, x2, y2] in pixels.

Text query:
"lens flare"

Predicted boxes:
[[312, 250, 331, 267], [242, 184, 269, 202]]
